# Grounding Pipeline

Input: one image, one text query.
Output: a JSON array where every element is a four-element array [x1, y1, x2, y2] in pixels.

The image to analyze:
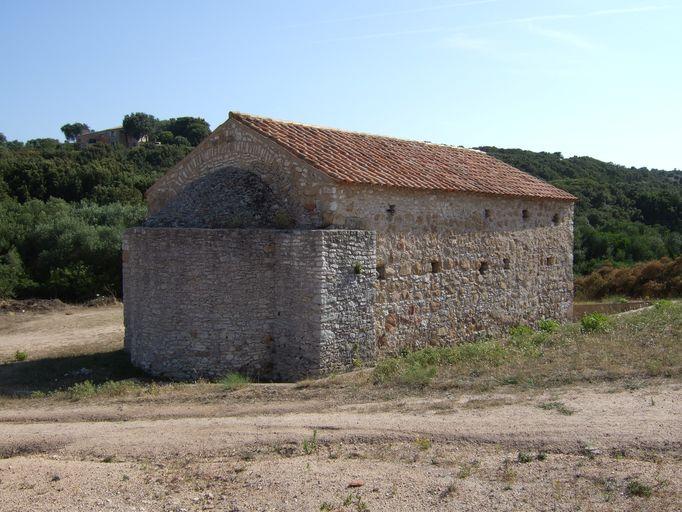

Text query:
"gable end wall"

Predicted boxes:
[[145, 119, 337, 228]]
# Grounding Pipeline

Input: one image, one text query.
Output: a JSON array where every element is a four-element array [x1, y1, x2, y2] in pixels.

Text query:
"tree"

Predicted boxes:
[[0, 133, 6, 145], [25, 138, 60, 150], [172, 135, 191, 146], [122, 112, 158, 140], [162, 117, 210, 146], [156, 131, 175, 145], [60, 123, 90, 142]]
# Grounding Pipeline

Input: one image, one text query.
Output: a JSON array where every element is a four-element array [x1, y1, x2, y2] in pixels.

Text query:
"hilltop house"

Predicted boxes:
[[77, 127, 147, 148], [122, 112, 576, 381]]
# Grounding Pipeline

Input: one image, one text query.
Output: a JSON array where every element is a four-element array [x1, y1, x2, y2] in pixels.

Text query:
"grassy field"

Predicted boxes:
[[2, 300, 679, 402], [368, 301, 680, 391]]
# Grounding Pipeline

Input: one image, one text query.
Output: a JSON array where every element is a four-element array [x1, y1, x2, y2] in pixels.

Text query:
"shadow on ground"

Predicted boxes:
[[0, 350, 150, 396]]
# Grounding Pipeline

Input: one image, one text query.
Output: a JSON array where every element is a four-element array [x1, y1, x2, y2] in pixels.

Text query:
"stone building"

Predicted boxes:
[[123, 112, 576, 381], [77, 127, 147, 148]]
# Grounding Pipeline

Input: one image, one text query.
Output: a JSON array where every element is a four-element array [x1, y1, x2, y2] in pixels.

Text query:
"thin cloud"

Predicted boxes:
[[588, 5, 670, 16], [472, 4, 672, 29], [287, 0, 502, 30], [317, 3, 672, 44], [527, 25, 597, 50], [321, 27, 445, 44], [499, 14, 577, 24], [442, 34, 491, 51]]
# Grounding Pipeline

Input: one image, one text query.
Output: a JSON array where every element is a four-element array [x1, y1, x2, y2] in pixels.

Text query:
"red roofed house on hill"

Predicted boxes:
[[123, 112, 576, 381]]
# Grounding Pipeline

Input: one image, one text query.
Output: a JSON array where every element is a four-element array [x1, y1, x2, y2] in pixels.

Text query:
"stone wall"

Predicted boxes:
[[317, 231, 377, 369], [327, 186, 575, 350], [122, 228, 375, 381]]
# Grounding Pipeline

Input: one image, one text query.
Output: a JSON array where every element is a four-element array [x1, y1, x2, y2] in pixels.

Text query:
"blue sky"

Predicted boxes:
[[1, 0, 680, 169]]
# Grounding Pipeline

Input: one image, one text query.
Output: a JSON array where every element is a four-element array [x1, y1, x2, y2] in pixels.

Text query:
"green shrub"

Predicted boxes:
[[509, 325, 534, 337], [510, 331, 549, 357], [373, 341, 507, 386], [580, 313, 611, 333], [414, 437, 431, 450], [517, 452, 533, 463], [0, 198, 146, 300], [97, 380, 143, 397], [456, 340, 506, 366], [219, 372, 250, 391], [60, 379, 144, 400], [0, 248, 32, 298], [398, 363, 437, 387], [538, 319, 560, 333], [64, 380, 97, 400], [626, 480, 652, 498], [372, 357, 402, 384], [653, 299, 673, 310], [302, 429, 318, 455]]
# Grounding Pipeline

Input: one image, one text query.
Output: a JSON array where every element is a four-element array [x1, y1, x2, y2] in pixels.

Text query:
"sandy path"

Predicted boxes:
[[0, 382, 680, 455], [0, 305, 123, 360], [0, 381, 680, 511]]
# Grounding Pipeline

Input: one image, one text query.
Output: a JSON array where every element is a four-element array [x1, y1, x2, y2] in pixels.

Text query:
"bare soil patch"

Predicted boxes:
[[0, 381, 680, 511], [0, 302, 123, 362]]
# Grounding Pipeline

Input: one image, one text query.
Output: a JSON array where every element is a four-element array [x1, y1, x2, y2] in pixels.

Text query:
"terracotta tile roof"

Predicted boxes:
[[231, 112, 577, 202]]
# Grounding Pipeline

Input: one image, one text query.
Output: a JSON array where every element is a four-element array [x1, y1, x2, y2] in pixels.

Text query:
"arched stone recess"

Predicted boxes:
[[146, 120, 335, 228], [144, 167, 296, 229]]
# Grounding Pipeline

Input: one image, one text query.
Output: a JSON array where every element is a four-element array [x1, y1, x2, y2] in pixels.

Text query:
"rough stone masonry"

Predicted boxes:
[[123, 112, 576, 381]]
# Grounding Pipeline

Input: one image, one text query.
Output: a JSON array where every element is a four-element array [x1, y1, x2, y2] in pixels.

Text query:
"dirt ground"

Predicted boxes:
[[0, 305, 680, 511], [0, 303, 123, 361]]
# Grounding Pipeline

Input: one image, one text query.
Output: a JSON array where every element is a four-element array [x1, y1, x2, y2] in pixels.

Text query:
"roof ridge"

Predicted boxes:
[[229, 111, 577, 202], [229, 111, 482, 152]]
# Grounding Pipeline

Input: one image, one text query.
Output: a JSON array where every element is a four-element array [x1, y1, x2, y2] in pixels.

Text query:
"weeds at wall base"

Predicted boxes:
[[371, 302, 681, 390]]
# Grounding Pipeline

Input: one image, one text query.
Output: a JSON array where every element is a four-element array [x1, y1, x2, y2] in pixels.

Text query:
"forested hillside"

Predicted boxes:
[[0, 114, 202, 300], [0, 118, 680, 301], [479, 147, 681, 274]]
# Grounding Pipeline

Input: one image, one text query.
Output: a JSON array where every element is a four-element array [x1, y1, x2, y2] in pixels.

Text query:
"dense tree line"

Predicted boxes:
[[0, 122, 679, 300], [479, 147, 682, 274], [0, 113, 203, 300], [0, 199, 146, 300], [122, 113, 211, 146]]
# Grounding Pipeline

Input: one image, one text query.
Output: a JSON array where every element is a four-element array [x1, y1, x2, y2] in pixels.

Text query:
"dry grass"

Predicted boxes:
[[575, 256, 681, 300], [2, 302, 679, 403], [372, 301, 681, 391], [0, 348, 148, 397], [219, 372, 250, 391]]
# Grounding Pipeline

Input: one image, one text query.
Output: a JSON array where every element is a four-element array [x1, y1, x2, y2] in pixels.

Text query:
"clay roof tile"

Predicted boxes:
[[231, 112, 576, 201]]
